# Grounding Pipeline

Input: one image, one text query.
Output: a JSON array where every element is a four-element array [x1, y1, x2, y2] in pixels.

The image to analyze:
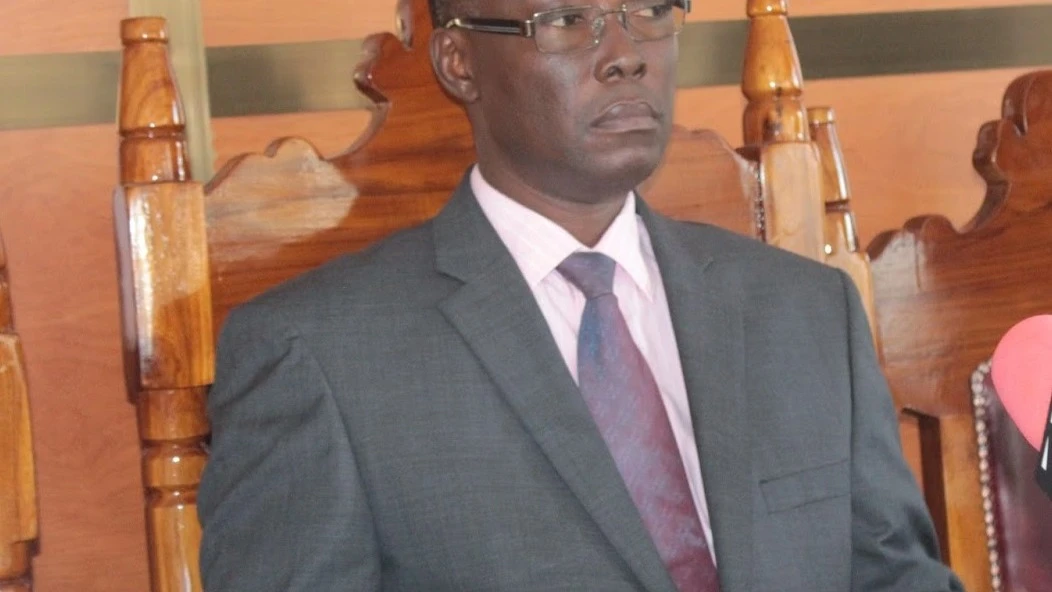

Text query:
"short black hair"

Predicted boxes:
[[429, 0, 478, 28], [429, 0, 453, 27]]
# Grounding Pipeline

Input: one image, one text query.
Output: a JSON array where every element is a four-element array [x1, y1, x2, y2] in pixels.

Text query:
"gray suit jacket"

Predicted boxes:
[[198, 178, 964, 591]]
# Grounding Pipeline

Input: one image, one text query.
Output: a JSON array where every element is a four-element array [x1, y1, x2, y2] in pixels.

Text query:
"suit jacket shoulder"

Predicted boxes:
[[652, 215, 847, 310], [230, 219, 457, 335]]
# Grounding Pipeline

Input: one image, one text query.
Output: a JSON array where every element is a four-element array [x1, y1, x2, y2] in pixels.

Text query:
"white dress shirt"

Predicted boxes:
[[470, 166, 716, 558]]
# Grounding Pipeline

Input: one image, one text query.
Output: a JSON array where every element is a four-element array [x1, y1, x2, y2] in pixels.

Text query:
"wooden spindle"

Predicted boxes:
[[742, 0, 808, 146], [0, 237, 38, 592], [115, 16, 213, 592], [741, 0, 824, 260], [808, 107, 881, 350], [119, 17, 192, 185]]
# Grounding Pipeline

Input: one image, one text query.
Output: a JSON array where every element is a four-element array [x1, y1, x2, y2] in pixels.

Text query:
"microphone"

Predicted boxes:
[[990, 315, 1052, 498]]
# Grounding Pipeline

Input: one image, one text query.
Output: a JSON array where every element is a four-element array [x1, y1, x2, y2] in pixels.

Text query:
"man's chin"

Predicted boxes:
[[567, 163, 662, 201], [593, 148, 666, 188]]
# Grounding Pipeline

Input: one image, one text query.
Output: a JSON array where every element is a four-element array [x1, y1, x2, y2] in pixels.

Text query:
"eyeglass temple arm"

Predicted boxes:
[[445, 18, 534, 37]]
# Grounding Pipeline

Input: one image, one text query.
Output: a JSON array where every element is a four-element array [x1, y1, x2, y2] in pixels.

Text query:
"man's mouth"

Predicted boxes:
[[592, 100, 662, 132]]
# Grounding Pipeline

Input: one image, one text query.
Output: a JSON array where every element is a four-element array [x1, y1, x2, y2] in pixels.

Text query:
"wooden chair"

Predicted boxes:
[[868, 69, 1052, 592], [0, 232, 38, 591], [113, 0, 870, 589]]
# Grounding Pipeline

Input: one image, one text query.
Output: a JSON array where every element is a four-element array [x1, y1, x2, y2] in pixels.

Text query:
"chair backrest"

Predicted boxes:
[[113, 0, 867, 589], [0, 232, 38, 592], [868, 69, 1052, 592], [972, 363, 1052, 592]]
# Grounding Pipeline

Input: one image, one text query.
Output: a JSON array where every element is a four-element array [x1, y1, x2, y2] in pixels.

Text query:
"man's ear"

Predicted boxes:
[[429, 29, 480, 104]]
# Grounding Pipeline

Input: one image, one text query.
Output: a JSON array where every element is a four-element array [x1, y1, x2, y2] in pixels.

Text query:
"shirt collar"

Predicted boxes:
[[471, 165, 654, 300]]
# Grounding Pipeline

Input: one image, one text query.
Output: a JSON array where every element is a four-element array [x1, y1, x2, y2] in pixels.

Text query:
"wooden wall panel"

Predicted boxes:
[[0, 0, 125, 55], [0, 126, 149, 592], [211, 110, 374, 169], [693, 0, 1050, 20], [805, 67, 1031, 246], [675, 67, 1032, 247], [672, 85, 743, 147], [199, 0, 1052, 46], [201, 0, 394, 46]]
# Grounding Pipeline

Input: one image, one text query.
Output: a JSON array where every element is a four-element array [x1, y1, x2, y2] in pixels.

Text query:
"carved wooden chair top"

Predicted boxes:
[[868, 69, 1052, 592]]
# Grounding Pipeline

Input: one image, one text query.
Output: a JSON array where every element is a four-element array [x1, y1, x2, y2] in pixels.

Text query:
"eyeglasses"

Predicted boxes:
[[444, 0, 691, 54]]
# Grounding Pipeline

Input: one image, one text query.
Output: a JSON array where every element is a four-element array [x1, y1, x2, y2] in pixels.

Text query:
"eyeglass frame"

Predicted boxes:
[[442, 0, 692, 51]]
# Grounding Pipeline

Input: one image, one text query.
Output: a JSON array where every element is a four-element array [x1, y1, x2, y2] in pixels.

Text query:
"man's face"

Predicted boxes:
[[438, 0, 680, 203]]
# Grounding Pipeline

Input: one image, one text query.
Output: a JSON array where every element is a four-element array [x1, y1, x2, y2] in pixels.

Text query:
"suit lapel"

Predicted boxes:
[[433, 181, 678, 592], [642, 204, 754, 592]]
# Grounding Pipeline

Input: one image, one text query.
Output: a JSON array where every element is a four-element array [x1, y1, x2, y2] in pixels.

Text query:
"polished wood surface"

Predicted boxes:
[[742, 0, 825, 261], [868, 69, 1052, 592], [116, 0, 855, 589], [808, 107, 880, 347], [641, 128, 759, 238], [118, 18, 192, 187], [0, 234, 37, 592], [205, 0, 466, 327], [115, 17, 210, 592], [743, 0, 807, 145]]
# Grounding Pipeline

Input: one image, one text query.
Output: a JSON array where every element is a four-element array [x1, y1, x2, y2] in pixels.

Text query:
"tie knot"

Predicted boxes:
[[557, 252, 616, 299]]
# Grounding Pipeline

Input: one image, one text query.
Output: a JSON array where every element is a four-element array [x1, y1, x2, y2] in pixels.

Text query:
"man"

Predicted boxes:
[[198, 0, 964, 590]]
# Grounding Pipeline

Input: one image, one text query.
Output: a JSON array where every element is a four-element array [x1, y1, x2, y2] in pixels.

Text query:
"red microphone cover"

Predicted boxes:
[[991, 315, 1052, 450]]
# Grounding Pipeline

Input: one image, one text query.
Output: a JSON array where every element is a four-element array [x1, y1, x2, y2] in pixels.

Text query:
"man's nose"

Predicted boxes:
[[593, 14, 647, 81]]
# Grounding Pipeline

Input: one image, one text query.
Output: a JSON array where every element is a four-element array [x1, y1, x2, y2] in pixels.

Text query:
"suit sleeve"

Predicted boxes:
[[198, 301, 381, 591], [838, 271, 965, 592]]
